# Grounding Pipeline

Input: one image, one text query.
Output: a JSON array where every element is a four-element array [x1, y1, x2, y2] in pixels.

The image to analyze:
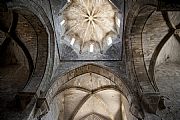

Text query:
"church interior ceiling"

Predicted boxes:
[[57, 0, 124, 60], [49, 73, 129, 120]]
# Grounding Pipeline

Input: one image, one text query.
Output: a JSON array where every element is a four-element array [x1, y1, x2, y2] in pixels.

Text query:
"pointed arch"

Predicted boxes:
[[46, 64, 133, 103], [7, 0, 55, 93], [125, 1, 159, 93]]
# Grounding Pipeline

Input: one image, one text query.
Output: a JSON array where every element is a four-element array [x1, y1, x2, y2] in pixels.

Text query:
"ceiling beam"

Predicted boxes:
[[79, 112, 111, 120], [94, 94, 114, 119], [53, 86, 91, 99], [53, 85, 126, 101], [69, 94, 92, 120]]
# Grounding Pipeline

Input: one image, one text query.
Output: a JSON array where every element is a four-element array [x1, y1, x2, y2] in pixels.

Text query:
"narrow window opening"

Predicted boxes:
[[116, 18, 120, 27], [60, 20, 65, 25], [107, 37, 112, 45], [70, 38, 75, 46], [90, 44, 94, 52]]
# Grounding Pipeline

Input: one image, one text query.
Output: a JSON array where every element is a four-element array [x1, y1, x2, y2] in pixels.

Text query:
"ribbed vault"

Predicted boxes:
[[44, 68, 134, 120], [80, 113, 110, 120], [54, 73, 129, 120], [58, 0, 123, 60], [62, 0, 118, 53]]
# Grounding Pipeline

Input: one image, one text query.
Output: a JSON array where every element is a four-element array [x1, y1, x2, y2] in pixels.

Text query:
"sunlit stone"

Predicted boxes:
[[122, 104, 128, 120], [63, 0, 118, 52]]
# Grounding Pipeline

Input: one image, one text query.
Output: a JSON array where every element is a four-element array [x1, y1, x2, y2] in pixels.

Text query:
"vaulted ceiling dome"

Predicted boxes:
[[63, 0, 118, 53]]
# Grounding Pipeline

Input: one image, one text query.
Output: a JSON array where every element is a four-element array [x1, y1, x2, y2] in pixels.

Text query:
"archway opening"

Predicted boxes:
[[43, 70, 135, 120], [141, 10, 180, 118], [0, 8, 49, 118]]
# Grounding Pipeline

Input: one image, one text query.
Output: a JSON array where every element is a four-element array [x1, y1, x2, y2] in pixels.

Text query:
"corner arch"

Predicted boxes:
[[125, 1, 159, 93], [7, 0, 55, 93]]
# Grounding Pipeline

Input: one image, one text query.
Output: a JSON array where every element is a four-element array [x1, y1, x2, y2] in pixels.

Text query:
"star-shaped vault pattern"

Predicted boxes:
[[63, 0, 118, 53]]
